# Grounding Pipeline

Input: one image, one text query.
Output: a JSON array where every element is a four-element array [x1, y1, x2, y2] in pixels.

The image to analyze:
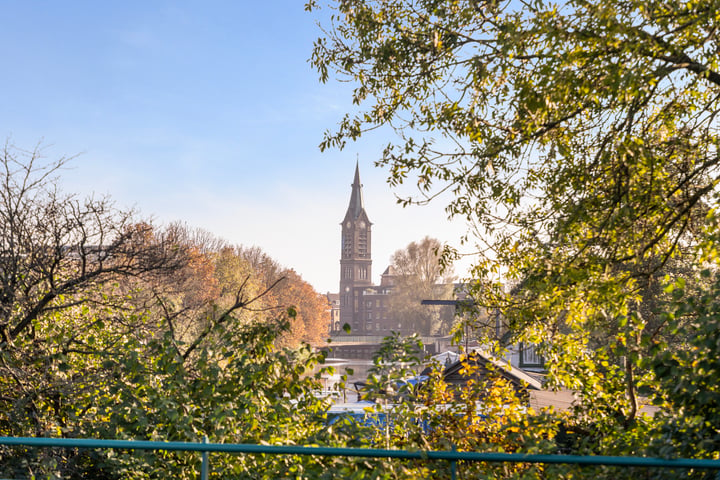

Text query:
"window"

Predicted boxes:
[[342, 233, 353, 258], [358, 230, 368, 257]]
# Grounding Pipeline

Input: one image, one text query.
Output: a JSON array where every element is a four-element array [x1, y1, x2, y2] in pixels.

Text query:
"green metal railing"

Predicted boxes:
[[2, 437, 720, 479]]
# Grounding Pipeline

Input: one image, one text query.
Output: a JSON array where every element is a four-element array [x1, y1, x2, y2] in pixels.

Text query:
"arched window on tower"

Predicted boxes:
[[342, 233, 353, 258], [358, 230, 368, 257]]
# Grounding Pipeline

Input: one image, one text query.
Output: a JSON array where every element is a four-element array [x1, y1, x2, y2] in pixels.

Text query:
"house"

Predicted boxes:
[[434, 350, 581, 412]]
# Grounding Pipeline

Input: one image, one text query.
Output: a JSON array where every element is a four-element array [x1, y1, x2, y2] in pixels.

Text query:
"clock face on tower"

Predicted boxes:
[[359, 221, 365, 229]]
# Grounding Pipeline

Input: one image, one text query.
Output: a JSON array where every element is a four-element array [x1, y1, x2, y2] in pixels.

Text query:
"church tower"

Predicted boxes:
[[339, 162, 372, 331]]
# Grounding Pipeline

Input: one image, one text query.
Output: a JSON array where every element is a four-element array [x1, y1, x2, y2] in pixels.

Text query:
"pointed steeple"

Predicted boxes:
[[346, 161, 366, 220], [339, 161, 374, 332]]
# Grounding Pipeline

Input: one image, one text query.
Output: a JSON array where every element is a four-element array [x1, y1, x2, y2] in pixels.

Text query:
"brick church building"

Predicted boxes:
[[329, 163, 410, 336]]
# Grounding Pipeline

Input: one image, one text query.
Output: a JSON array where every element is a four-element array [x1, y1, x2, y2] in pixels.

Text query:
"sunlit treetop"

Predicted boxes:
[[309, 0, 719, 276]]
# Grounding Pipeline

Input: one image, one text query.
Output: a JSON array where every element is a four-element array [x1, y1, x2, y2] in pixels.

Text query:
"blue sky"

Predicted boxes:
[[0, 1, 470, 293]]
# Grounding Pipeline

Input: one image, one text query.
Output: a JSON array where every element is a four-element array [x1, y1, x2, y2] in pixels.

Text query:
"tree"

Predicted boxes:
[[0, 145, 340, 478], [263, 269, 331, 347], [308, 0, 720, 425], [388, 236, 455, 335], [0, 143, 188, 345], [0, 293, 337, 479], [217, 246, 331, 347], [647, 229, 720, 463]]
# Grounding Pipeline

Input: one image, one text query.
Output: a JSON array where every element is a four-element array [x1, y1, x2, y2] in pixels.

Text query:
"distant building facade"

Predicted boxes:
[[326, 292, 340, 334]]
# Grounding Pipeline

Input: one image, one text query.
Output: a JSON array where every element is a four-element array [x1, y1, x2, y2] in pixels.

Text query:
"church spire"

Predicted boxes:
[[339, 162, 373, 331], [346, 161, 367, 220]]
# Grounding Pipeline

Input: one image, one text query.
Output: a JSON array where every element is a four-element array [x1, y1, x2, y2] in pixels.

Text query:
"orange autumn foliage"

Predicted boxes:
[[269, 269, 330, 348]]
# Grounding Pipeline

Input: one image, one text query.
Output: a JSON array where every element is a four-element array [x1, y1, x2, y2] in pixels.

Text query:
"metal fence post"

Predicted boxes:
[[450, 444, 457, 480], [201, 436, 209, 480]]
